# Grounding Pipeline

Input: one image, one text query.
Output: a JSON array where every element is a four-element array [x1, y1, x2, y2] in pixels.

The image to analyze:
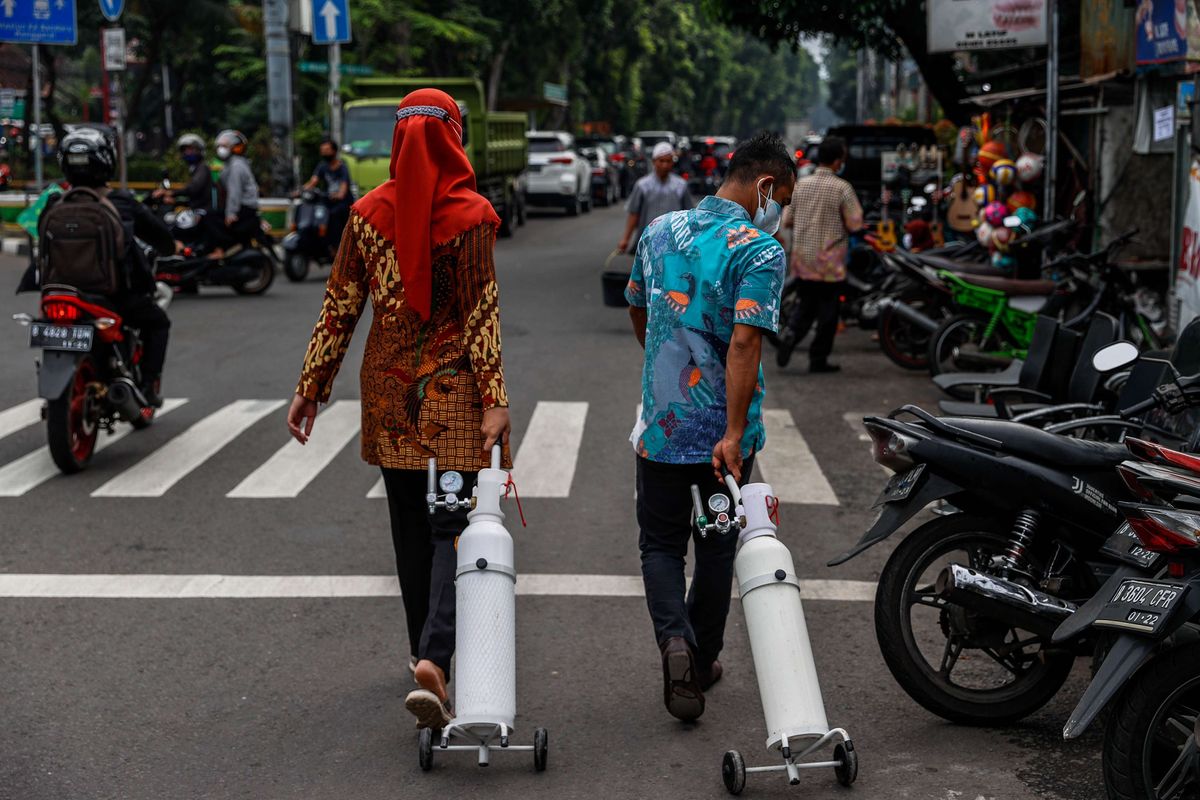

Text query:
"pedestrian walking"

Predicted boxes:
[[775, 136, 863, 373], [625, 131, 793, 721], [618, 141, 693, 254], [286, 88, 512, 731]]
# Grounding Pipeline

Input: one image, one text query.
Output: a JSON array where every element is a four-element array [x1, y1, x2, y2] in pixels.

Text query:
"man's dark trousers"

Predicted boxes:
[[786, 279, 844, 366], [636, 454, 755, 666]]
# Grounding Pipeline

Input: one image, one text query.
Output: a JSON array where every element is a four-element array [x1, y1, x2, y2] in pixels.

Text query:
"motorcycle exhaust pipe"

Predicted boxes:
[[107, 377, 145, 422], [877, 296, 939, 333], [950, 346, 1013, 370], [935, 563, 1077, 638]]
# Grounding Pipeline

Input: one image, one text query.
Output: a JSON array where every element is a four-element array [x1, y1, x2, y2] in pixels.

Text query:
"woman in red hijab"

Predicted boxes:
[[287, 88, 511, 730]]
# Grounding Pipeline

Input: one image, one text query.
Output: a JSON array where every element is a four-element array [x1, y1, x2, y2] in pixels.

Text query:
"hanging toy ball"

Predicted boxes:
[[977, 139, 1008, 172], [1014, 206, 1038, 227], [991, 225, 1015, 253], [1016, 152, 1044, 183], [1007, 190, 1037, 211], [990, 158, 1017, 186], [974, 183, 997, 206], [984, 200, 1009, 227], [976, 220, 994, 246]]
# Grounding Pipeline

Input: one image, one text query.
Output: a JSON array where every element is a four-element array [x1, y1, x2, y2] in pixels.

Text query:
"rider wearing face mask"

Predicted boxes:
[[208, 129, 261, 254], [299, 137, 354, 252], [774, 135, 863, 373], [624, 131, 794, 722], [174, 133, 215, 211]]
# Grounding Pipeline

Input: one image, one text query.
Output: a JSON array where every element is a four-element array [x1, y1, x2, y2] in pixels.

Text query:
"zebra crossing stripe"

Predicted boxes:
[[227, 400, 361, 498], [512, 401, 588, 498], [758, 409, 839, 505], [0, 572, 875, 601], [0, 399, 188, 497], [0, 399, 42, 443], [92, 399, 284, 498], [366, 477, 386, 499]]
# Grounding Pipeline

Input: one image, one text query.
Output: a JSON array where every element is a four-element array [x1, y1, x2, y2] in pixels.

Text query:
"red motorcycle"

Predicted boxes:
[[13, 286, 162, 473]]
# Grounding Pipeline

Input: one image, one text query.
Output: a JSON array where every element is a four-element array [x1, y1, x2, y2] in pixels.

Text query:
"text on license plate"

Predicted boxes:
[[29, 322, 93, 352], [1111, 581, 1180, 609], [1094, 578, 1188, 635]]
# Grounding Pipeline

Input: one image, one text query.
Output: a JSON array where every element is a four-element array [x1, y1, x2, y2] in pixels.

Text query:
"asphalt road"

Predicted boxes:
[[0, 202, 1104, 799]]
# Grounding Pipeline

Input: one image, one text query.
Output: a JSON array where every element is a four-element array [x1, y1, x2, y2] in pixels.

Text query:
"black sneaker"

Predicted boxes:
[[661, 636, 705, 721], [140, 381, 164, 409], [775, 332, 796, 368]]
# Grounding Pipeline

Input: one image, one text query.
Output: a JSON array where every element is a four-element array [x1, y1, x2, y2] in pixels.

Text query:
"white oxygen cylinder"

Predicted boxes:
[[452, 457, 516, 733], [734, 482, 830, 751]]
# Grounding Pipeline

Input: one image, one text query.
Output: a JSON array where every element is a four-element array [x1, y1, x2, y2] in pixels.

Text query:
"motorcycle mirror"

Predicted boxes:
[[1092, 341, 1140, 373]]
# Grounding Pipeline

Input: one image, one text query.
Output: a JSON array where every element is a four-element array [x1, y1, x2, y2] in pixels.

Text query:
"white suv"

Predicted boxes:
[[524, 131, 592, 216]]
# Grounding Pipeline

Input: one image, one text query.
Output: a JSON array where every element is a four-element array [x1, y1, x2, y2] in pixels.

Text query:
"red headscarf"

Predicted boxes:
[[354, 88, 499, 320]]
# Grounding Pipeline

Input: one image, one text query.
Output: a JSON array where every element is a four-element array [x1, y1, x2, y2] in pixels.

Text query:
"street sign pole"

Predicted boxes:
[[31, 43, 41, 190], [264, 0, 295, 193], [328, 41, 341, 143]]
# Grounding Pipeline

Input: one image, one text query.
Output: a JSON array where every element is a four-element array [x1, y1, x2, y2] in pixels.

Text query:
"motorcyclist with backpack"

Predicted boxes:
[[40, 127, 176, 407], [208, 129, 261, 256]]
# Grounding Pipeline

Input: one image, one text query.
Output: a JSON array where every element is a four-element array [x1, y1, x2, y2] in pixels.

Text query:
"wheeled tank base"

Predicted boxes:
[[721, 728, 857, 795], [417, 721, 548, 772]]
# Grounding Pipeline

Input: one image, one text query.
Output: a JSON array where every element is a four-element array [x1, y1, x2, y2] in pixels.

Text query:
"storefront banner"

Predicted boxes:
[[928, 0, 1048, 53], [1176, 159, 1200, 328], [1136, 0, 1200, 64]]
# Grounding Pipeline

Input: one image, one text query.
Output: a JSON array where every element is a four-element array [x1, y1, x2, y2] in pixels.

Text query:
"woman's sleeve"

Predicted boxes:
[[456, 223, 508, 410], [296, 214, 369, 402]]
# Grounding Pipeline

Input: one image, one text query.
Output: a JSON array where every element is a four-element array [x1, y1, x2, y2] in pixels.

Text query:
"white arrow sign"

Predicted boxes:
[[1, 0, 15, 19], [319, 0, 338, 40]]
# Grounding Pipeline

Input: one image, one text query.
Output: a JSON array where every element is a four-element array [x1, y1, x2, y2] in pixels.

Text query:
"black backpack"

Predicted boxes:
[[38, 186, 126, 295]]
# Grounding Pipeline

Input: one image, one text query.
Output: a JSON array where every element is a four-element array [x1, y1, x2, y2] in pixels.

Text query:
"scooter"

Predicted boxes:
[[419, 445, 548, 772], [689, 474, 857, 795], [282, 188, 336, 282]]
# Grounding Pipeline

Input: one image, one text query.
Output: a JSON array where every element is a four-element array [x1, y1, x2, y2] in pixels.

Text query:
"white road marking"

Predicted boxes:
[[366, 477, 387, 499], [0, 573, 875, 601], [227, 400, 361, 498], [92, 399, 284, 497], [0, 399, 188, 497], [0, 399, 43, 442], [757, 409, 839, 505], [512, 401, 588, 498]]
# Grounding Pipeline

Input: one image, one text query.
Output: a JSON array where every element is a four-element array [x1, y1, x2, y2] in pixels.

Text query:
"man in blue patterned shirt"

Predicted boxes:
[[625, 132, 793, 722]]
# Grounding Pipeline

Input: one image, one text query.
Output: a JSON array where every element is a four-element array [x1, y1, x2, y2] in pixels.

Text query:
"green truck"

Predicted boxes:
[[342, 77, 528, 237]]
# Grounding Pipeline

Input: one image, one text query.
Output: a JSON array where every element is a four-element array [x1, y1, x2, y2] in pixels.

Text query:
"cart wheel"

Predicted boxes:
[[834, 742, 858, 787], [722, 750, 746, 795], [418, 727, 434, 772], [533, 727, 549, 772]]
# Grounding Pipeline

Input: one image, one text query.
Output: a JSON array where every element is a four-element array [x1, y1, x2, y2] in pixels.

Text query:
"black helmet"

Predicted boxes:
[[59, 127, 116, 187]]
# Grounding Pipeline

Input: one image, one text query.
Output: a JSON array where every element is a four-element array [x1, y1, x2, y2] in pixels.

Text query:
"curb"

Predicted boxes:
[[2, 237, 30, 257]]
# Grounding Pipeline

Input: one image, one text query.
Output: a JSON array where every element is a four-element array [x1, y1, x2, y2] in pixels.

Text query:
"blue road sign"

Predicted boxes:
[[98, 0, 122, 22], [0, 0, 78, 45], [311, 0, 350, 45]]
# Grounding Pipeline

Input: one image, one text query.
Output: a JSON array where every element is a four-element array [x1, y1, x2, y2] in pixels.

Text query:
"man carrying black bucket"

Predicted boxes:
[[625, 132, 794, 721]]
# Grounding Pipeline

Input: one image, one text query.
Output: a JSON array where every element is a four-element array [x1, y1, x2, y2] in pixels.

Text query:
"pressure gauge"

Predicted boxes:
[[707, 494, 731, 515], [439, 471, 465, 494]]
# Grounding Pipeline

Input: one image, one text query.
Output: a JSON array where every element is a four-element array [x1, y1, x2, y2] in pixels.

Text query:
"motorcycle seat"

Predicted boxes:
[[941, 416, 1129, 469], [960, 274, 1058, 296], [907, 253, 997, 275]]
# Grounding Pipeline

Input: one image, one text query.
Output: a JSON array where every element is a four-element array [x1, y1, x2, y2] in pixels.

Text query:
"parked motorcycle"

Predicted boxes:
[[11, 285, 171, 473], [282, 187, 336, 282]]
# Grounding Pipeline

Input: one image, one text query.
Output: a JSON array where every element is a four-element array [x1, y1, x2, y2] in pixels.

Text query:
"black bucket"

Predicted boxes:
[[602, 250, 631, 308]]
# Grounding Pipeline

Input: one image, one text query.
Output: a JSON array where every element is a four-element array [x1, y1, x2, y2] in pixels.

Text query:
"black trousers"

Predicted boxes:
[[636, 455, 755, 667], [380, 468, 475, 675], [785, 279, 844, 365], [206, 208, 261, 250], [114, 292, 170, 383]]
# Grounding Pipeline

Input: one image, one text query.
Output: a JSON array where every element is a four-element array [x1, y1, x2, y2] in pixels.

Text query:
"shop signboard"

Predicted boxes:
[[927, 0, 1048, 53], [1177, 159, 1200, 327], [1136, 0, 1200, 64]]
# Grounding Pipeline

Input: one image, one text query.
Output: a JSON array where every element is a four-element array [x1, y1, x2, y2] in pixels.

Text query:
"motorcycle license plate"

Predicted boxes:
[[29, 322, 93, 352], [1100, 523, 1163, 570], [1094, 579, 1188, 636], [874, 464, 925, 507]]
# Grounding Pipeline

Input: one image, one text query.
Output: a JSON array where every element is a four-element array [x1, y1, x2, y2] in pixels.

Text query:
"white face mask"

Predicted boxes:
[[753, 179, 782, 235], [216, 145, 231, 161]]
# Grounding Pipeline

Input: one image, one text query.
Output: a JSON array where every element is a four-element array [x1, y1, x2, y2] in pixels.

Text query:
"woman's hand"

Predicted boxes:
[[287, 393, 319, 444], [481, 407, 511, 459]]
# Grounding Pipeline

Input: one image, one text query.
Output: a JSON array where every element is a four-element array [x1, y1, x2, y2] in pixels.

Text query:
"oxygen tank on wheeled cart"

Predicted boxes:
[[691, 475, 858, 795], [418, 444, 548, 772]]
